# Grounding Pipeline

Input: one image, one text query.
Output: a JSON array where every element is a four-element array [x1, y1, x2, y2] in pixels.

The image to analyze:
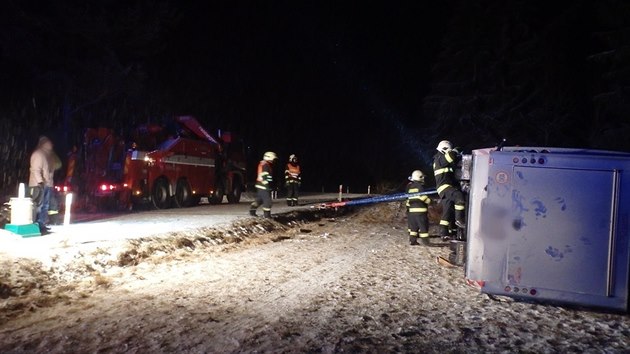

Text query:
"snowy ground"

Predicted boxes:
[[1, 201, 629, 353]]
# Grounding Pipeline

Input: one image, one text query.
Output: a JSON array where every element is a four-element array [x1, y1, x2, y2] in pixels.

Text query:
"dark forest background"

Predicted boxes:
[[1, 0, 629, 199]]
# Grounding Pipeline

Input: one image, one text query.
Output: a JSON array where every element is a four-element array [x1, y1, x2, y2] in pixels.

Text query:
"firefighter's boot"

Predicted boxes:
[[263, 210, 272, 219], [455, 227, 466, 241], [419, 237, 431, 246], [438, 224, 451, 240], [409, 236, 419, 246], [287, 200, 292, 206], [455, 206, 466, 229], [249, 209, 257, 217]]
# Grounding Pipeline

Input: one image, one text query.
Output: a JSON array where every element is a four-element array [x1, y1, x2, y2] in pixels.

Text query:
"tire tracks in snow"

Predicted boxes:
[[210, 230, 393, 346]]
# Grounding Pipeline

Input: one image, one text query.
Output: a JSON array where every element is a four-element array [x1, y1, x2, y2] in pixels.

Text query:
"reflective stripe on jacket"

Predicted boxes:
[[406, 181, 430, 212], [285, 162, 301, 183], [433, 150, 459, 196], [256, 160, 273, 190]]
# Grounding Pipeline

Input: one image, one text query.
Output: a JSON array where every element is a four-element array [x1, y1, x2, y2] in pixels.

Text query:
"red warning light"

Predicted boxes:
[[100, 184, 116, 191]]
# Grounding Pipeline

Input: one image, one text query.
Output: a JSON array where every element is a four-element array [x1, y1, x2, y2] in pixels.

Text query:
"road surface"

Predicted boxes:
[[1, 201, 629, 353], [0, 192, 366, 261]]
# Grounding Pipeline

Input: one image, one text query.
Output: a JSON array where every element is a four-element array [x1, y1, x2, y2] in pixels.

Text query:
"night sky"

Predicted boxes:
[[1, 0, 629, 196]]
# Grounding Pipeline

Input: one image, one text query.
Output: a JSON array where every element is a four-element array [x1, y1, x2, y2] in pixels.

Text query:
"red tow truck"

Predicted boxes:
[[124, 116, 246, 209], [61, 116, 246, 210]]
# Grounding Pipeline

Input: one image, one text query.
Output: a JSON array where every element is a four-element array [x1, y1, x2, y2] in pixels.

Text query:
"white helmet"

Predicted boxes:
[[263, 151, 277, 162], [289, 154, 297, 162], [410, 170, 425, 182], [437, 140, 452, 153]]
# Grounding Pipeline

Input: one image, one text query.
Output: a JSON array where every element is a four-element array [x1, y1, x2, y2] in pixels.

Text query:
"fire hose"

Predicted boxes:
[[318, 189, 464, 261], [320, 189, 437, 209]]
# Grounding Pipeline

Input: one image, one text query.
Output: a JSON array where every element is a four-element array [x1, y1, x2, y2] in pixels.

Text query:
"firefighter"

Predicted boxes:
[[285, 154, 301, 206], [29, 136, 54, 234], [250, 151, 277, 218], [433, 140, 466, 238], [406, 170, 432, 246]]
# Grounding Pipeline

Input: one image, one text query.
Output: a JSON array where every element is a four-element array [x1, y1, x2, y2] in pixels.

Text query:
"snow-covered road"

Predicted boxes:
[[2, 202, 629, 353], [0, 193, 365, 261]]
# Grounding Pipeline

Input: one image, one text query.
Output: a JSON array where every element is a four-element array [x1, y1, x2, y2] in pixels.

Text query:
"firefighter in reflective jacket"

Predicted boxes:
[[406, 170, 431, 246], [250, 151, 277, 218], [285, 154, 301, 206], [433, 140, 466, 236]]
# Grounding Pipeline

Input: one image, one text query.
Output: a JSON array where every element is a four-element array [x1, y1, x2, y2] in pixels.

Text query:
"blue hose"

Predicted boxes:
[[328, 189, 437, 207]]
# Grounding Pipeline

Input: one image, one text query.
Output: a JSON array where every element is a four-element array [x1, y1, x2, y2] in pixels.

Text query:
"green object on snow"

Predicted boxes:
[[4, 223, 41, 237]]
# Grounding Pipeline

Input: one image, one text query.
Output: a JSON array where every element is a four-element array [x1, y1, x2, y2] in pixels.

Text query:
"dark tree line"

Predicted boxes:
[[0, 1, 180, 198], [420, 0, 630, 155]]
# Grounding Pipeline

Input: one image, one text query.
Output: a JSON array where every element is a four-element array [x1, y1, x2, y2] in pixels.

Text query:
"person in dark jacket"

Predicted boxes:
[[250, 151, 277, 218], [406, 170, 432, 246], [432, 140, 466, 237], [284, 154, 301, 206]]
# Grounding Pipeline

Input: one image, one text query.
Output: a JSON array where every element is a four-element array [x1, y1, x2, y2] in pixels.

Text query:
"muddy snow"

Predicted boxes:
[[1, 203, 629, 353]]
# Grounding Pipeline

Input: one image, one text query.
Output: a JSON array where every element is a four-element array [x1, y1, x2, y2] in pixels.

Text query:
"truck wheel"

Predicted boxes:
[[174, 178, 192, 208], [209, 186, 224, 204], [226, 178, 242, 204], [151, 178, 171, 209]]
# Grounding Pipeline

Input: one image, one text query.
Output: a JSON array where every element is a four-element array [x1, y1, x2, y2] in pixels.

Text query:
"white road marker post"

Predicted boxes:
[[64, 193, 73, 226], [338, 184, 343, 202]]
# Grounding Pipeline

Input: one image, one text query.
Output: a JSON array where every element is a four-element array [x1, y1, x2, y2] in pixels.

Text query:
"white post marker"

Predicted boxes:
[[346, 186, 349, 194], [367, 185, 371, 195], [338, 184, 343, 202], [64, 193, 73, 226], [18, 183, 25, 198]]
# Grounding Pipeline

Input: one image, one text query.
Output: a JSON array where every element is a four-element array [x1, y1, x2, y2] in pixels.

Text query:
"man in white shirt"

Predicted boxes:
[[29, 136, 53, 234]]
